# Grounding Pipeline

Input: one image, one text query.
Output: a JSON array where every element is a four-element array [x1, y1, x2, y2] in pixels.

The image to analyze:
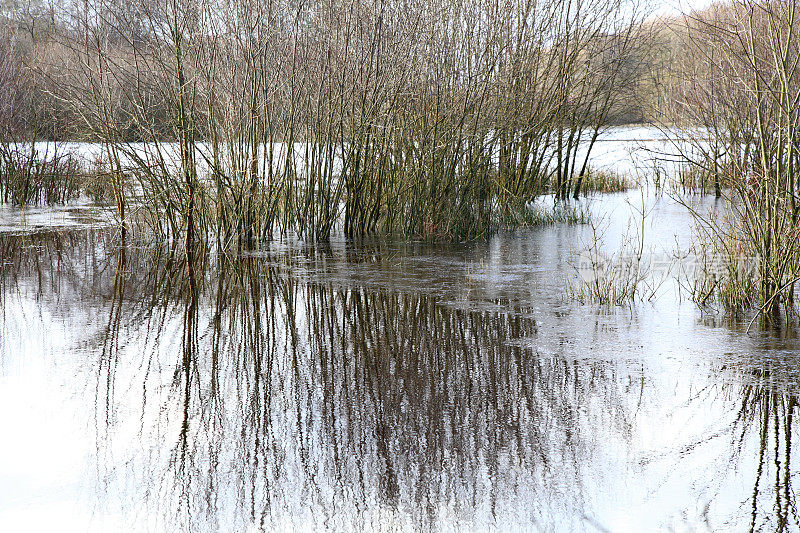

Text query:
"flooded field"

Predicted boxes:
[[1, 184, 799, 532]]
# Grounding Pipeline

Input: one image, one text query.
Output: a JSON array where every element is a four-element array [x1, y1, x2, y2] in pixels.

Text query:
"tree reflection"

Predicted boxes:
[[726, 358, 800, 533], [11, 230, 800, 530], [0, 232, 639, 531], [95, 241, 636, 530]]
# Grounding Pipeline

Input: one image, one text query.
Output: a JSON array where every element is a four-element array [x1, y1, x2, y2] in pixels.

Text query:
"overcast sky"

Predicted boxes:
[[655, 0, 718, 16]]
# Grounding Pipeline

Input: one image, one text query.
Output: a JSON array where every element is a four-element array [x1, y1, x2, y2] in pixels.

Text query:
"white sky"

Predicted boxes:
[[655, 0, 718, 16]]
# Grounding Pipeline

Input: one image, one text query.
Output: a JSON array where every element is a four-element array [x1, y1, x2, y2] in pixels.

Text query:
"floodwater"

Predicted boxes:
[[2, 141, 800, 532]]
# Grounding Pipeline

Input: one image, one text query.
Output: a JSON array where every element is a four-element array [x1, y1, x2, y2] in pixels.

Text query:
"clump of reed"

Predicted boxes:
[[672, 163, 721, 196], [650, 164, 668, 192], [499, 201, 591, 228], [0, 145, 82, 205], [677, 160, 800, 321], [81, 155, 118, 204], [568, 257, 647, 305], [568, 191, 661, 305], [684, 224, 759, 311], [568, 236, 652, 306], [578, 168, 633, 195]]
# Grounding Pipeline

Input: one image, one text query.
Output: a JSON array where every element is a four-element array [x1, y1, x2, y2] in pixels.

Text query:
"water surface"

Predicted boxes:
[[1, 192, 799, 531]]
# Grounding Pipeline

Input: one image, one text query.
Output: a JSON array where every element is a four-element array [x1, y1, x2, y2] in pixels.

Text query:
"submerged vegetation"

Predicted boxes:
[[500, 201, 591, 227], [578, 168, 633, 194], [568, 186, 661, 305], [672, 162, 722, 197], [0, 0, 799, 321], [0, 144, 83, 205], [0, 0, 647, 242], [667, 0, 800, 319]]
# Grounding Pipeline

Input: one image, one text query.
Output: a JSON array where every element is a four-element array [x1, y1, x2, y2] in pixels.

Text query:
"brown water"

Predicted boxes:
[[1, 191, 799, 532]]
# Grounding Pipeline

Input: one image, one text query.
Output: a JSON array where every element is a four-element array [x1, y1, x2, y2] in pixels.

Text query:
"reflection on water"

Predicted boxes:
[[3, 217, 800, 531], [718, 351, 800, 533]]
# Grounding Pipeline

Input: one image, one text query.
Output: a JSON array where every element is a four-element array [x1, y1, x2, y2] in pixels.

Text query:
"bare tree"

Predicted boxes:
[[674, 0, 800, 316], [28, 0, 651, 242]]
